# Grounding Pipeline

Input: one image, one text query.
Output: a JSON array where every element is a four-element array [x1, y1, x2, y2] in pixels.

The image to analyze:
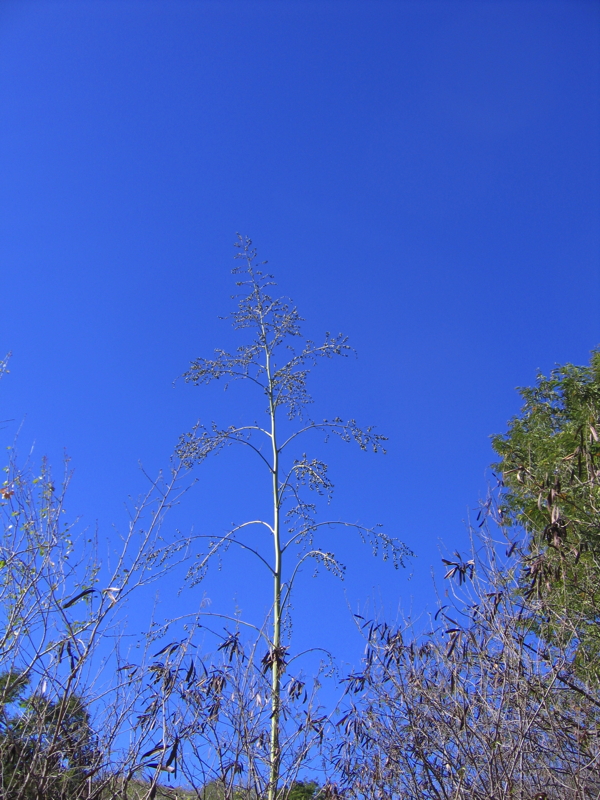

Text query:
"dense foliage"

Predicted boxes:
[[0, 672, 97, 800], [492, 349, 600, 678]]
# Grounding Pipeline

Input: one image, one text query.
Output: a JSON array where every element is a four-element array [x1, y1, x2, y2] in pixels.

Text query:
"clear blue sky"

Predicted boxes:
[[0, 0, 599, 672]]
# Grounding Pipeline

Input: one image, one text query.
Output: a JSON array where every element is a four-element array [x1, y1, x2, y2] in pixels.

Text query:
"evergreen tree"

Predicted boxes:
[[492, 348, 600, 677]]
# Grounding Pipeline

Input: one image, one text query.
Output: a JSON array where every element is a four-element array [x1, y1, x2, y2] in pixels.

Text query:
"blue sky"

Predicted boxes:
[[0, 0, 599, 674]]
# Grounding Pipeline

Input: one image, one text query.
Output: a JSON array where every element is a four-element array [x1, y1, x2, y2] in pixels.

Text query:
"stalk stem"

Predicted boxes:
[[266, 343, 282, 800]]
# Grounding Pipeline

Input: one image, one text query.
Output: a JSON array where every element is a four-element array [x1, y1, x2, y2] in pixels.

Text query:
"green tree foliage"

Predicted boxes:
[[286, 781, 319, 800], [492, 348, 600, 675], [0, 672, 97, 800]]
